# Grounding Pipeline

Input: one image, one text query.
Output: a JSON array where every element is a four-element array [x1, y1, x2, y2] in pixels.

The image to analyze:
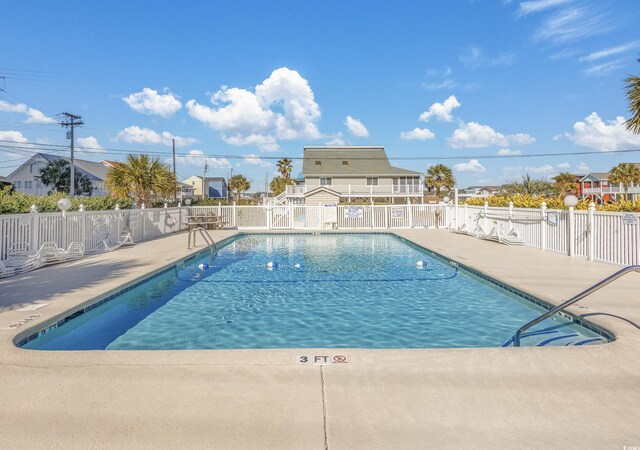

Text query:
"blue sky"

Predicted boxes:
[[1, 0, 640, 190]]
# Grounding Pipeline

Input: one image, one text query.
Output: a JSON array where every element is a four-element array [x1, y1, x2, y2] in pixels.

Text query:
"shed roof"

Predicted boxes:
[[302, 146, 422, 177]]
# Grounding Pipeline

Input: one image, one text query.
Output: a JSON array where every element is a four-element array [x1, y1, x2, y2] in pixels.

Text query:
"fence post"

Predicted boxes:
[[141, 203, 146, 240], [266, 204, 272, 230], [232, 202, 237, 228], [483, 201, 488, 232], [464, 203, 468, 231], [588, 202, 595, 262], [289, 202, 294, 229], [384, 205, 389, 229], [540, 202, 547, 251], [568, 205, 575, 257], [80, 204, 86, 248], [407, 198, 413, 228], [218, 201, 222, 217], [30, 204, 39, 252], [454, 188, 459, 230], [508, 201, 513, 232]]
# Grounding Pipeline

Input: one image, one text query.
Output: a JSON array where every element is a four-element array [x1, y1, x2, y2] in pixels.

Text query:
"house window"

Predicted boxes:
[[315, 161, 322, 166], [366, 177, 378, 186], [320, 177, 332, 186], [342, 161, 348, 166], [25, 181, 33, 189], [16, 181, 22, 188]]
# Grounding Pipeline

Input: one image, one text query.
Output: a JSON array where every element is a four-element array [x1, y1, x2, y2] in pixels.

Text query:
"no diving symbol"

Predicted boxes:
[[332, 355, 348, 363]]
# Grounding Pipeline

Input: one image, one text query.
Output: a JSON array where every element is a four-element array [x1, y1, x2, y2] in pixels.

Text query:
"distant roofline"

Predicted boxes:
[[303, 146, 385, 150]]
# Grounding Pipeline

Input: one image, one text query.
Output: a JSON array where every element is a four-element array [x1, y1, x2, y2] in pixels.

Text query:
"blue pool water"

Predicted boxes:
[[21, 233, 608, 350]]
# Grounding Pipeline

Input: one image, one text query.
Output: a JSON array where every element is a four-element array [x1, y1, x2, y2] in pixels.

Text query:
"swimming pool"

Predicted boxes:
[[20, 233, 610, 350]]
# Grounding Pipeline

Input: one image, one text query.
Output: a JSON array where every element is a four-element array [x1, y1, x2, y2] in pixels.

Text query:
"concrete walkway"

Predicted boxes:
[[0, 229, 639, 449]]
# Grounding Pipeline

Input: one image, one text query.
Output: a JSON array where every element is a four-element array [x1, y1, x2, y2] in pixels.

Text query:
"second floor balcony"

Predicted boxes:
[[285, 184, 424, 197]]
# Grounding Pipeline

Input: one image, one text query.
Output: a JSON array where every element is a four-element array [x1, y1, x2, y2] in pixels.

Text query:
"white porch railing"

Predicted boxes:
[[583, 186, 640, 195], [285, 184, 424, 196]]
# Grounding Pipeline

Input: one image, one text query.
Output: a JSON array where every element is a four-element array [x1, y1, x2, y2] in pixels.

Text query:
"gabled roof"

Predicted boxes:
[[302, 146, 422, 177], [8, 153, 110, 181], [184, 175, 227, 182], [303, 186, 342, 198]]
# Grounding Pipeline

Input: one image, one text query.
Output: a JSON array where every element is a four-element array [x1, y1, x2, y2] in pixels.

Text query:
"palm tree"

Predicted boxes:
[[625, 73, 640, 134], [552, 172, 578, 197], [36, 159, 68, 193], [269, 176, 293, 196], [229, 174, 251, 202], [104, 154, 175, 206], [501, 174, 555, 196], [609, 163, 640, 201], [276, 158, 293, 179], [424, 164, 455, 200], [36, 159, 93, 195]]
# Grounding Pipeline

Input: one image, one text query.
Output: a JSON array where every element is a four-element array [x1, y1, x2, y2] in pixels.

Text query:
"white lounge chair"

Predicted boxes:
[[0, 260, 16, 278], [497, 226, 525, 246], [477, 225, 499, 242]]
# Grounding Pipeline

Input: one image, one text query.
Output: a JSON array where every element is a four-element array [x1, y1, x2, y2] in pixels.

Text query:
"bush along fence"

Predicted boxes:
[[454, 201, 640, 266], [0, 204, 190, 260]]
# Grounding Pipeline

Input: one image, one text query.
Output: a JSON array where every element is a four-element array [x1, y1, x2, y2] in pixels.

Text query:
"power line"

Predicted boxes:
[[1, 138, 640, 162]]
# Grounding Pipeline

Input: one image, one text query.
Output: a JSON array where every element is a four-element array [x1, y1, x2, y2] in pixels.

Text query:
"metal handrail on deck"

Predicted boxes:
[[513, 265, 640, 347]]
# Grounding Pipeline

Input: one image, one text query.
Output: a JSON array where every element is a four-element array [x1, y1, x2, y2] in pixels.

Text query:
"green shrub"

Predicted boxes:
[[0, 187, 132, 214]]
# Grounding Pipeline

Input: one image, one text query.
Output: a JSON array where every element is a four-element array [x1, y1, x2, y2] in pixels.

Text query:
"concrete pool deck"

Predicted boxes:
[[0, 229, 639, 449]]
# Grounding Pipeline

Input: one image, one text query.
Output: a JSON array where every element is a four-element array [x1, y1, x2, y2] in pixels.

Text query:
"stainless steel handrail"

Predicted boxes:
[[187, 226, 218, 252], [513, 265, 640, 346]]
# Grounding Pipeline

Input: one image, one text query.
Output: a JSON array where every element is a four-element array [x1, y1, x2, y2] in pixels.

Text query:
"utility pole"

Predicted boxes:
[[59, 112, 83, 197], [202, 159, 208, 199], [172, 138, 177, 204]]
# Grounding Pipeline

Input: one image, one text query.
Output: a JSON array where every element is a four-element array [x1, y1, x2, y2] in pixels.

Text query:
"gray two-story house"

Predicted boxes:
[[278, 146, 423, 205]]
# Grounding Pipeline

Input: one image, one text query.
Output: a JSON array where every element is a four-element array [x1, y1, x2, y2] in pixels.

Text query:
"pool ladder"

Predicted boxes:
[[187, 226, 218, 253], [512, 265, 640, 346]]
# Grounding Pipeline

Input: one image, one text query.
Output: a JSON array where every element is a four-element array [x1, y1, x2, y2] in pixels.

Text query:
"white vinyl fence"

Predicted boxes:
[[2, 201, 638, 266], [0, 206, 189, 260], [454, 202, 640, 266]]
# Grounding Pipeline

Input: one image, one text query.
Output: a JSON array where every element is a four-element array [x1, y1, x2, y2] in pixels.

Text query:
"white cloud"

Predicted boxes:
[[448, 122, 535, 148], [585, 60, 624, 76], [576, 162, 589, 173], [458, 48, 514, 68], [115, 126, 197, 148], [345, 116, 369, 137], [0, 130, 28, 144], [186, 67, 321, 151], [528, 164, 555, 174], [174, 149, 230, 169], [580, 41, 640, 62], [556, 162, 571, 170], [400, 128, 435, 140], [419, 95, 461, 122], [518, 0, 571, 16], [223, 134, 279, 152], [534, 7, 609, 44], [325, 133, 346, 146], [564, 112, 640, 152], [243, 153, 272, 168], [0, 100, 56, 124], [77, 136, 106, 153], [123, 88, 182, 117], [454, 159, 486, 173], [497, 148, 522, 155]]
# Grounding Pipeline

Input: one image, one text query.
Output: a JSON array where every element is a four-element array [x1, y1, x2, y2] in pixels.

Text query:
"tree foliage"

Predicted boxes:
[[424, 164, 455, 199], [36, 159, 93, 196], [229, 174, 251, 202], [269, 176, 294, 196], [552, 172, 578, 197], [104, 154, 176, 206], [609, 162, 640, 201], [625, 74, 640, 134], [501, 174, 555, 196], [276, 158, 293, 179]]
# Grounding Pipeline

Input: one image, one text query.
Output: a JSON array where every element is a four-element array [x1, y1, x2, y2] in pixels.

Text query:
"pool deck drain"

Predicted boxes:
[[0, 229, 639, 449]]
